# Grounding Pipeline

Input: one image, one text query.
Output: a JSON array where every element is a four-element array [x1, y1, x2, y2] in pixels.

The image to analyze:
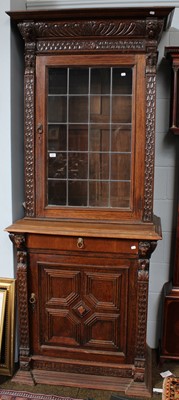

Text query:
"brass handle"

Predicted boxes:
[[77, 237, 84, 249], [29, 293, 36, 305], [37, 123, 43, 135]]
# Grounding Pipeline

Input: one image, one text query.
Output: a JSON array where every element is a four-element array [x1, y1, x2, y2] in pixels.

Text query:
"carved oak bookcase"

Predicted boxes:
[[6, 8, 173, 396]]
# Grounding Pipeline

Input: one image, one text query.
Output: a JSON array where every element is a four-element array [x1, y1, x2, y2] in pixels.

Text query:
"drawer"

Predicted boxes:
[[26, 234, 138, 255]]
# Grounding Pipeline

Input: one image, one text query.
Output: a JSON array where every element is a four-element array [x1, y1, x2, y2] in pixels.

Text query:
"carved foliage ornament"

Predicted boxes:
[[9, 233, 26, 250]]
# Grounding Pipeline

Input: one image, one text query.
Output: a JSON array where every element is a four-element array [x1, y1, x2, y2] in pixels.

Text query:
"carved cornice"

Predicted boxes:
[[16, 16, 165, 54]]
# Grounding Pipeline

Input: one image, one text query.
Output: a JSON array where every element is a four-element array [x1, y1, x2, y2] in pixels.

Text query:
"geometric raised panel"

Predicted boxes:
[[43, 308, 81, 346], [84, 312, 120, 350], [40, 265, 80, 306], [84, 271, 121, 310]]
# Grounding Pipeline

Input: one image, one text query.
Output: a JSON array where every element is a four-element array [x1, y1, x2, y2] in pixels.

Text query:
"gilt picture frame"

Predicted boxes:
[[0, 278, 16, 376], [0, 289, 7, 356]]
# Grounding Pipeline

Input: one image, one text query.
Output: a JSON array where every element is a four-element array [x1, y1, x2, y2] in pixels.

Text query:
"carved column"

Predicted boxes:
[[10, 234, 30, 371], [134, 240, 157, 382]]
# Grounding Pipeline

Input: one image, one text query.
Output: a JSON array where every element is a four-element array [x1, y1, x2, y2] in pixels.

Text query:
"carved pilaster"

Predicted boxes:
[[18, 22, 36, 218], [134, 241, 157, 382], [143, 50, 158, 222], [10, 234, 31, 371]]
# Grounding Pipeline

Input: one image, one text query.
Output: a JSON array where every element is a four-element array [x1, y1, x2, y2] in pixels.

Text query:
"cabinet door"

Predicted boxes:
[[28, 253, 137, 364], [35, 54, 146, 221]]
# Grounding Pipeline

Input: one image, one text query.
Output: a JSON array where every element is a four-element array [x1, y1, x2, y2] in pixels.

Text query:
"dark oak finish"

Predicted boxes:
[[6, 8, 173, 396], [160, 47, 179, 361]]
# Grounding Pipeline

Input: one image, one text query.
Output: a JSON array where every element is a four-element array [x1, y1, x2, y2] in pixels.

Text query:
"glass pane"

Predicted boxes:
[[48, 153, 66, 179], [111, 154, 131, 181], [111, 126, 131, 152], [90, 126, 109, 152], [49, 68, 67, 94], [89, 181, 109, 207], [112, 96, 132, 123], [111, 182, 130, 208], [89, 153, 109, 180], [69, 96, 88, 123], [48, 180, 66, 205], [48, 97, 67, 123], [68, 181, 87, 206], [90, 96, 110, 123], [69, 125, 88, 151], [91, 68, 110, 94], [69, 69, 89, 94], [68, 153, 88, 179], [48, 125, 67, 151], [112, 68, 132, 94]]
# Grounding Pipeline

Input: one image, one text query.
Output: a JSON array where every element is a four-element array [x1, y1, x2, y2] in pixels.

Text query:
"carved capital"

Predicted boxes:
[[9, 233, 26, 250], [139, 241, 157, 258], [146, 19, 163, 40], [18, 22, 35, 43], [146, 51, 158, 74]]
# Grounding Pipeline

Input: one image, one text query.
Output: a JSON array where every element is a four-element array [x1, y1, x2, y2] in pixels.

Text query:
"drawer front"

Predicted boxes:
[[27, 234, 138, 255]]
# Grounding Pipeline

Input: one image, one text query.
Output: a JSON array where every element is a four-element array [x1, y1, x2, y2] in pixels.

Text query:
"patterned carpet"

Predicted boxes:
[[162, 377, 179, 400], [0, 390, 83, 400]]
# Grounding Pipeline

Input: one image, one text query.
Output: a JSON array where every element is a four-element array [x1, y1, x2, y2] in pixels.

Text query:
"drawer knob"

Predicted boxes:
[[77, 237, 84, 249]]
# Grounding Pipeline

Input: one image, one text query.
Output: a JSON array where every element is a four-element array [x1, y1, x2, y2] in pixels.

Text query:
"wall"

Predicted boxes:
[[0, 0, 12, 278], [0, 0, 25, 280], [1, 0, 179, 349]]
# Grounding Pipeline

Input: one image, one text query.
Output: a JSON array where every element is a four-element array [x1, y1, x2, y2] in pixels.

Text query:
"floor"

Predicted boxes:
[[0, 358, 179, 400]]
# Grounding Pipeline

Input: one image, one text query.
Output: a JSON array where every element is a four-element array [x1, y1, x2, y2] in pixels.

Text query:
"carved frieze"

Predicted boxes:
[[37, 39, 145, 52], [32, 359, 133, 378], [34, 20, 141, 38]]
